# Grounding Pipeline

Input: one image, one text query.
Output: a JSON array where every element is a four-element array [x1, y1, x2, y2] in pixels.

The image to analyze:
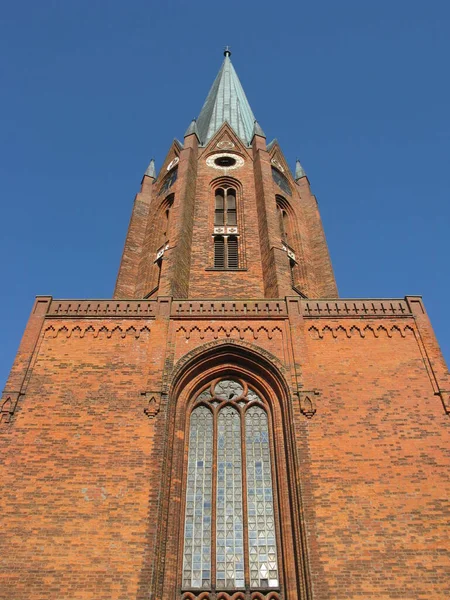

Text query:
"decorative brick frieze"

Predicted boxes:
[[307, 323, 415, 339], [171, 300, 288, 319], [48, 299, 159, 318], [175, 324, 283, 341], [181, 591, 281, 600], [300, 298, 411, 318], [43, 323, 152, 339]]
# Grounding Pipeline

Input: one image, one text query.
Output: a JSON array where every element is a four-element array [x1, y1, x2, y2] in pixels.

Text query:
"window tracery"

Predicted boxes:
[[182, 379, 280, 597]]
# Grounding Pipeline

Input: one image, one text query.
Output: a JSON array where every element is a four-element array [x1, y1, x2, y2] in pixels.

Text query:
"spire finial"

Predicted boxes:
[[224, 46, 231, 57]]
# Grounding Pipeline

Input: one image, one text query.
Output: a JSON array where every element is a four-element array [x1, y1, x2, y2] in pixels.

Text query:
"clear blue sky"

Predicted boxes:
[[1, 1, 449, 389]]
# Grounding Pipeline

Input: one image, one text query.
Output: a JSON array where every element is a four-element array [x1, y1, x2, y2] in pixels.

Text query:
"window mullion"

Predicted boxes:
[[240, 405, 251, 589], [224, 236, 229, 269], [212, 407, 218, 592]]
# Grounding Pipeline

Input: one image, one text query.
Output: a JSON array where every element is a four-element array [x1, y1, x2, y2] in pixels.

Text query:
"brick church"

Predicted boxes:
[[1, 50, 449, 600]]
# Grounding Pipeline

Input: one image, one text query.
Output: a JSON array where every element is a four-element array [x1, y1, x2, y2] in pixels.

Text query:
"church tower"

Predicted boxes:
[[114, 48, 336, 302], [1, 51, 449, 600]]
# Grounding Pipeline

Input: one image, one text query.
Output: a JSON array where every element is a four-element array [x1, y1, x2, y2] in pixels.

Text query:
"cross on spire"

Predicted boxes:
[[224, 46, 231, 57]]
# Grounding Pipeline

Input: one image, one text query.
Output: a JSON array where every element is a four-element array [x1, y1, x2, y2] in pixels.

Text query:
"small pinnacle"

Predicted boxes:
[[224, 45, 231, 57], [295, 159, 306, 180], [184, 118, 199, 138], [145, 158, 156, 178], [252, 120, 266, 138]]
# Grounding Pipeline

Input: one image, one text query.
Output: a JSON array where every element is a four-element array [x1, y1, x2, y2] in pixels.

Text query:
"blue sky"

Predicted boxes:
[[1, 1, 449, 388]]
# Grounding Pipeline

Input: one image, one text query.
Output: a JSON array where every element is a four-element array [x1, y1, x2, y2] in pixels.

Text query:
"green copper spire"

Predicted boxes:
[[196, 49, 258, 146]]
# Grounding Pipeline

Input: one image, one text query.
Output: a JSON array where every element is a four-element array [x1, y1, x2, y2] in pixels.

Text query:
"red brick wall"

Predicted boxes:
[[1, 296, 448, 599], [296, 317, 449, 599]]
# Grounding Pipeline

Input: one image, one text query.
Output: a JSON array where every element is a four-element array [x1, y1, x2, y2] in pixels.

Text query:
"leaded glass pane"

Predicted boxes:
[[245, 406, 279, 588], [183, 406, 213, 589], [214, 379, 244, 401], [196, 389, 212, 403], [216, 406, 244, 588], [247, 388, 262, 404]]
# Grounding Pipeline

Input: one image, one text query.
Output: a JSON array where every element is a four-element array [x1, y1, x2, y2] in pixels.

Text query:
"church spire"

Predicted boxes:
[[196, 49, 258, 146]]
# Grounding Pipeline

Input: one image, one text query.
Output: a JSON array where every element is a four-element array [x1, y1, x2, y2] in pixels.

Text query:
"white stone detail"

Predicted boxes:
[[155, 242, 170, 261], [217, 140, 235, 150], [206, 153, 244, 171], [271, 158, 284, 172], [167, 157, 179, 171]]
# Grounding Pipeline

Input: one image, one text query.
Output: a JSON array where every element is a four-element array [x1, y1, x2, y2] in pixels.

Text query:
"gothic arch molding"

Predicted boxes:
[[150, 340, 312, 600], [168, 338, 289, 401]]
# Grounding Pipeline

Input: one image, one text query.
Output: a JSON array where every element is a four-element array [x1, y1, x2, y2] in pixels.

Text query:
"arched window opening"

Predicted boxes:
[[215, 187, 237, 227], [276, 196, 306, 297], [212, 184, 242, 270], [182, 379, 280, 594], [163, 208, 170, 239], [277, 207, 289, 244], [215, 190, 225, 226], [271, 168, 291, 196], [226, 189, 237, 226], [159, 167, 178, 196]]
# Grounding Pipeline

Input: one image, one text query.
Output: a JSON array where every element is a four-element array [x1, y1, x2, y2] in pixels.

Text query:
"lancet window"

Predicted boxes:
[[182, 379, 280, 595], [213, 186, 240, 269], [276, 196, 303, 294]]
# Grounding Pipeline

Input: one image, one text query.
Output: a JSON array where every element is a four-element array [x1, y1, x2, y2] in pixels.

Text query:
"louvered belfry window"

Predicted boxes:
[[213, 186, 239, 269], [214, 237, 225, 268], [182, 379, 280, 593]]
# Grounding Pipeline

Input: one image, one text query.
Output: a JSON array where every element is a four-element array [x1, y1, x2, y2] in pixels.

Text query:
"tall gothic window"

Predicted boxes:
[[182, 379, 279, 593], [213, 186, 239, 269]]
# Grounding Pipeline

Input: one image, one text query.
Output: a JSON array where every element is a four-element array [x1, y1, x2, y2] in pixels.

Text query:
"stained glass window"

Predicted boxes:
[[182, 379, 279, 592], [272, 167, 292, 196], [182, 406, 213, 589], [246, 406, 279, 588], [217, 406, 244, 588]]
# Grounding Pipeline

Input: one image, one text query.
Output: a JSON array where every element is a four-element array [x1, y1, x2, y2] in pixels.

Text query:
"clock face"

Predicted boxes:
[[159, 167, 178, 195], [271, 167, 292, 196]]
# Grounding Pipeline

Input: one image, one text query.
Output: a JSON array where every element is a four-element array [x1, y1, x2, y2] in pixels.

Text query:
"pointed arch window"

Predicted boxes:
[[215, 188, 237, 226], [213, 185, 240, 269], [182, 379, 280, 594]]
